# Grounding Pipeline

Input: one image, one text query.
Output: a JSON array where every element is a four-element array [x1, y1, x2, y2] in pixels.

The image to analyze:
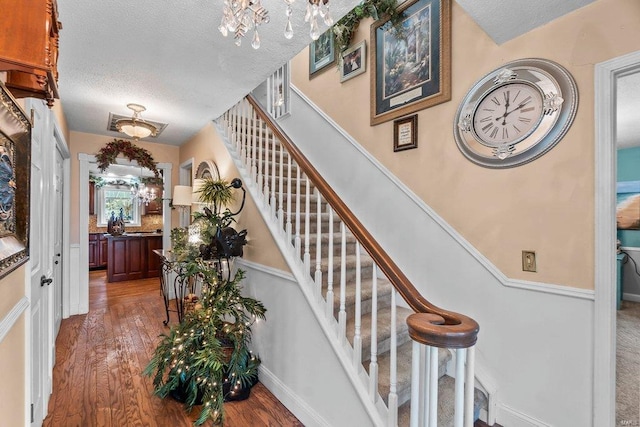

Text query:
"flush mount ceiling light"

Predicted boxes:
[[218, 0, 333, 49], [115, 103, 158, 140]]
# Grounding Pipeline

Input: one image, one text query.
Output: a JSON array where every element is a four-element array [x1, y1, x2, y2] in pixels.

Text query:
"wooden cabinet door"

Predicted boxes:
[[145, 236, 163, 278], [99, 235, 108, 267], [88, 234, 98, 268], [107, 237, 128, 282], [125, 237, 145, 280]]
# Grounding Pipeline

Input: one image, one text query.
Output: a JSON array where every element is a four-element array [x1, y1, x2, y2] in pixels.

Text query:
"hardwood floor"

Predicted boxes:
[[43, 270, 303, 427]]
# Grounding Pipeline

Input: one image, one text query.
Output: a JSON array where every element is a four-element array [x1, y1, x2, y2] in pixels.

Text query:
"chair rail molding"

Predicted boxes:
[[0, 296, 29, 343]]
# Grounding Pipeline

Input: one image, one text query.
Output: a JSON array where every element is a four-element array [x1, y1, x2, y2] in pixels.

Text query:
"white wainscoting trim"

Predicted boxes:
[[235, 259, 295, 283], [290, 85, 594, 301], [497, 404, 553, 427], [0, 297, 29, 343], [258, 365, 332, 427]]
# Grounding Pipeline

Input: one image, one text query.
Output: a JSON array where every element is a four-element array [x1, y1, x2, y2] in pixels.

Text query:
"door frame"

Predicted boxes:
[[76, 154, 172, 314], [179, 157, 194, 227], [52, 121, 70, 321], [594, 49, 640, 427]]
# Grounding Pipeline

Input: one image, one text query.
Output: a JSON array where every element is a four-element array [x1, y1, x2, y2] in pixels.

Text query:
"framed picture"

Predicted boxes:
[[370, 0, 451, 125], [393, 115, 418, 152], [309, 30, 336, 77], [0, 81, 31, 279], [340, 40, 367, 82], [616, 181, 640, 230]]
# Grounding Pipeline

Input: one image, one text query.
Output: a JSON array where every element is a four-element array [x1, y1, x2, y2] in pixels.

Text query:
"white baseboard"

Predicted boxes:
[[258, 365, 331, 427], [497, 404, 552, 427], [623, 293, 640, 303]]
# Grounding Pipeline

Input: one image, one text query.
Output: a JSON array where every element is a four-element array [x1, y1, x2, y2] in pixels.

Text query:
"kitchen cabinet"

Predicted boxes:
[[89, 233, 108, 269], [0, 0, 61, 106], [89, 181, 95, 215], [106, 234, 163, 282]]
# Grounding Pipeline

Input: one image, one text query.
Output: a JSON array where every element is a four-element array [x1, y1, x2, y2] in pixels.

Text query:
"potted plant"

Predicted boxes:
[[144, 177, 265, 425]]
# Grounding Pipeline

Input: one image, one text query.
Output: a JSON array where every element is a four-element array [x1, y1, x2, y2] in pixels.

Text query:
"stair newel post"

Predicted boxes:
[[325, 207, 334, 320], [303, 174, 311, 271], [369, 264, 378, 401], [277, 138, 284, 229], [270, 132, 277, 219], [257, 116, 264, 201], [338, 221, 347, 343], [285, 154, 293, 243], [464, 346, 475, 427], [314, 188, 323, 300], [454, 348, 466, 427], [388, 288, 398, 427], [294, 168, 301, 257], [353, 241, 362, 368], [428, 346, 438, 427]]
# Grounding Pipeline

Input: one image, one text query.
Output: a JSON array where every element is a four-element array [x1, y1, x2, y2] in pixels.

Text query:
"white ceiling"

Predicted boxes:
[[57, 0, 603, 147]]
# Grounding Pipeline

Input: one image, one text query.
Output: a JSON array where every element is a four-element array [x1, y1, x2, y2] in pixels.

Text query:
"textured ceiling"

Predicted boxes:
[[57, 0, 605, 147]]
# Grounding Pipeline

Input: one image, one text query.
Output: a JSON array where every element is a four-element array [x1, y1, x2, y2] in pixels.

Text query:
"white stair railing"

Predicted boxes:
[[217, 96, 480, 426]]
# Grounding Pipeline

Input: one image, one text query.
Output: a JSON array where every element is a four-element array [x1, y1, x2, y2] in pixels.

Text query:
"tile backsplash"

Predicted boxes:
[[89, 214, 163, 233]]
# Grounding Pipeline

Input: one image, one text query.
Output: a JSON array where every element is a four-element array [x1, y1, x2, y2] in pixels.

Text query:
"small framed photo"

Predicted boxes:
[[393, 115, 418, 152], [340, 40, 366, 82], [309, 30, 336, 78]]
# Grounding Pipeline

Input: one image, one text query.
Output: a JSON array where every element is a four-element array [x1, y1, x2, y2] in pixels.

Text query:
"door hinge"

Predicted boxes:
[[31, 403, 34, 423]]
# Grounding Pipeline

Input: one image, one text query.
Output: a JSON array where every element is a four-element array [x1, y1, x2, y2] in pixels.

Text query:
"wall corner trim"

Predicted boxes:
[[0, 297, 29, 343]]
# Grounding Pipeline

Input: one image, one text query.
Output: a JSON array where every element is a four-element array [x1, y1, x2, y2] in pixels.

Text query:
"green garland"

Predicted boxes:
[[332, 0, 402, 53], [95, 139, 160, 178]]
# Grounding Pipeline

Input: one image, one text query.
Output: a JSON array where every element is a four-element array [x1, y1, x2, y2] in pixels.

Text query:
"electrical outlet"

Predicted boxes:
[[522, 251, 537, 272]]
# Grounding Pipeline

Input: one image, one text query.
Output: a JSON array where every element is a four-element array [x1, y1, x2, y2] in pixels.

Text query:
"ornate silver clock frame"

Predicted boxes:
[[453, 58, 578, 168]]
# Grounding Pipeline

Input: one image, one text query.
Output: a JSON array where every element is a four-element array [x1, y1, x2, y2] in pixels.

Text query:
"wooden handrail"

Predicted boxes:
[[245, 95, 479, 349]]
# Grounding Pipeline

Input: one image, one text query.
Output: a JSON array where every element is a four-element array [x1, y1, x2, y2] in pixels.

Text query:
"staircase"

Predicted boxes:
[[216, 95, 484, 426]]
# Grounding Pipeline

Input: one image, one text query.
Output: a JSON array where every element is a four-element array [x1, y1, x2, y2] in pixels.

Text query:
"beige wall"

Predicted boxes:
[[179, 123, 290, 271], [292, 0, 640, 289], [0, 265, 26, 427], [68, 131, 181, 244]]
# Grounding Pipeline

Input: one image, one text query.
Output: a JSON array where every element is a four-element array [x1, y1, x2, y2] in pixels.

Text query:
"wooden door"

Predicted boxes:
[[29, 99, 52, 425], [52, 145, 64, 338]]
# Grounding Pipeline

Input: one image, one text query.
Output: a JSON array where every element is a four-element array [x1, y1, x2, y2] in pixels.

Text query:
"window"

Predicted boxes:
[[97, 184, 141, 226]]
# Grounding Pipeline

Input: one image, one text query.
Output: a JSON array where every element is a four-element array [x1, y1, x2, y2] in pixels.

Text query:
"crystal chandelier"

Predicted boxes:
[[218, 0, 333, 49], [131, 181, 157, 206]]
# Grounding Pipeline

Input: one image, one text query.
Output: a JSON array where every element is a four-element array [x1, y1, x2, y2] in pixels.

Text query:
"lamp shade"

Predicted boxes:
[[173, 185, 193, 206]]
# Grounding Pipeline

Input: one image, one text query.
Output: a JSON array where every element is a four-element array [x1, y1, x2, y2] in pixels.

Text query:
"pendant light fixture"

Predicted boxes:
[[115, 103, 158, 140]]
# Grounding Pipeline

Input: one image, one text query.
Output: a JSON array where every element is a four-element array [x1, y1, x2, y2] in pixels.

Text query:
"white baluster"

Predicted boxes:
[[388, 288, 398, 426], [277, 140, 284, 229], [270, 132, 277, 219], [285, 154, 292, 243], [428, 346, 438, 427], [314, 188, 322, 300], [369, 264, 378, 401], [325, 207, 334, 319], [257, 117, 264, 198], [410, 341, 421, 427], [423, 343, 430, 425], [455, 348, 466, 427], [303, 174, 311, 271], [261, 122, 269, 203], [338, 221, 347, 343], [250, 109, 257, 182], [464, 346, 475, 427], [353, 242, 362, 368], [294, 168, 301, 257]]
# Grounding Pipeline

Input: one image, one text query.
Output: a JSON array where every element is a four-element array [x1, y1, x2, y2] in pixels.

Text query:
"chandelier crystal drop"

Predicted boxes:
[[217, 0, 332, 48], [131, 180, 157, 206]]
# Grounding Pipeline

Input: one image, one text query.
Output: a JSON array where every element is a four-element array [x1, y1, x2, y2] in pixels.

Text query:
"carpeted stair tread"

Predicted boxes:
[[347, 306, 414, 359]]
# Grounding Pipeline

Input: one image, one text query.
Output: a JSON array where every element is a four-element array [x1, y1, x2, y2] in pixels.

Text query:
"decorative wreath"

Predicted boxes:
[[95, 139, 160, 178]]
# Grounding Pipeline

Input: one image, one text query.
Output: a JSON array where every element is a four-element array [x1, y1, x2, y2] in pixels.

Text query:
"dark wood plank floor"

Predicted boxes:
[[43, 270, 303, 427]]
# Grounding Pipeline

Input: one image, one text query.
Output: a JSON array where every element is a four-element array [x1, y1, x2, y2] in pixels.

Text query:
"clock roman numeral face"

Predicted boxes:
[[472, 82, 543, 146]]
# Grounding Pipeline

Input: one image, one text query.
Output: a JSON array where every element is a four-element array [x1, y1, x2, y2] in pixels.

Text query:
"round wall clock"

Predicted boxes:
[[453, 58, 578, 168]]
